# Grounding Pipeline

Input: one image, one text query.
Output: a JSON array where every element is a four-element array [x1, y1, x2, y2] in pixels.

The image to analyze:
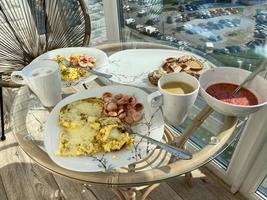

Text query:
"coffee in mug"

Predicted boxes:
[[161, 81, 195, 94], [147, 72, 200, 126]]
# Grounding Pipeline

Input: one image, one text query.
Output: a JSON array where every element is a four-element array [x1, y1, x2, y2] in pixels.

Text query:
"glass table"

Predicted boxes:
[[11, 42, 238, 200]]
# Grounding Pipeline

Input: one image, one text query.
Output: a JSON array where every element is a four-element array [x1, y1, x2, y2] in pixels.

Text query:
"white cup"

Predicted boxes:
[[11, 60, 62, 107], [147, 72, 200, 126]]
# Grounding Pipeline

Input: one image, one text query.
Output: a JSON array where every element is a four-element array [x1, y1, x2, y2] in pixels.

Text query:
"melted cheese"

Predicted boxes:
[[59, 98, 103, 129], [56, 98, 133, 157], [56, 126, 98, 156]]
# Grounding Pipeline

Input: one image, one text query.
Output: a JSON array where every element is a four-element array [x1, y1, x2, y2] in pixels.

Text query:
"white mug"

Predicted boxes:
[[147, 72, 200, 126], [11, 60, 62, 107]]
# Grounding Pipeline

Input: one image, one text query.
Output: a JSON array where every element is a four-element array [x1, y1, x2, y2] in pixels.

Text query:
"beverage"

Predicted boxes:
[[11, 60, 62, 107], [162, 81, 195, 94], [147, 72, 200, 126]]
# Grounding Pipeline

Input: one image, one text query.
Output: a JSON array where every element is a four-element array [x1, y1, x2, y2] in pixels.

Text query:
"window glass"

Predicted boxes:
[[121, 0, 265, 68], [177, 97, 245, 169], [118, 0, 267, 168], [257, 175, 267, 200]]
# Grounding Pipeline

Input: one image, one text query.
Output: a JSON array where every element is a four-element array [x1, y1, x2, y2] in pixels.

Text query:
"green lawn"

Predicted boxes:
[[210, 50, 264, 69], [163, 0, 178, 5]]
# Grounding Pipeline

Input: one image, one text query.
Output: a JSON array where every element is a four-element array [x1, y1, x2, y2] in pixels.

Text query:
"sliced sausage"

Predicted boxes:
[[106, 102, 118, 112], [132, 112, 142, 122], [108, 111, 118, 117], [134, 103, 144, 111]]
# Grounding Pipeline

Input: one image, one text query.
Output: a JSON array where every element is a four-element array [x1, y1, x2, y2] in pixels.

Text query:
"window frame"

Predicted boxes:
[[239, 135, 267, 199], [102, 0, 121, 42]]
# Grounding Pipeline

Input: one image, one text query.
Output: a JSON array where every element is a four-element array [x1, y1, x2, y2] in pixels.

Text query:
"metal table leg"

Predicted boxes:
[[0, 75, 5, 141]]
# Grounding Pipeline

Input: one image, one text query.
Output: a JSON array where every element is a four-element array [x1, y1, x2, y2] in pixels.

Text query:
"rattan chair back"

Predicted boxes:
[[0, 0, 91, 74]]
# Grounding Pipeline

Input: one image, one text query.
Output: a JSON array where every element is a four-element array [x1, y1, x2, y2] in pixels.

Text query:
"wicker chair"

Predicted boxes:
[[0, 0, 91, 140]]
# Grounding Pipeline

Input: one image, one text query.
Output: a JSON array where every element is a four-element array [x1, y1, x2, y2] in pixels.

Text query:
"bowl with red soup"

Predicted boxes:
[[199, 67, 267, 116]]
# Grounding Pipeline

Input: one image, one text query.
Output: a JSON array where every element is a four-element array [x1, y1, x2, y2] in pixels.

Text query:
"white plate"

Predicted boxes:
[[31, 47, 109, 88], [96, 49, 212, 90], [44, 85, 164, 172]]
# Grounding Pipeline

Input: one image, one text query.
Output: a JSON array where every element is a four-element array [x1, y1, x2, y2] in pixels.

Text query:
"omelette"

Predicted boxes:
[[56, 97, 133, 156], [55, 55, 89, 81]]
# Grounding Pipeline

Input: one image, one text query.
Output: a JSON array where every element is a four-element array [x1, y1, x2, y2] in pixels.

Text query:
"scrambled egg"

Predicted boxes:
[[59, 97, 104, 129], [55, 55, 88, 81], [56, 98, 133, 156]]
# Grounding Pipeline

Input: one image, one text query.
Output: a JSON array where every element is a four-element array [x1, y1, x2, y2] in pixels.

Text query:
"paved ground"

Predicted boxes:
[[124, 2, 264, 49]]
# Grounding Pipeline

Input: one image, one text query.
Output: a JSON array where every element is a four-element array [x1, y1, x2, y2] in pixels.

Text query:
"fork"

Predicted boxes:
[[124, 126, 192, 160], [41, 59, 112, 79]]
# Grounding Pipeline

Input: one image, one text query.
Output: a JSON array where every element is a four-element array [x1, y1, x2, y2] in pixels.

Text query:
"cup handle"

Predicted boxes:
[[147, 91, 163, 108], [11, 71, 26, 85]]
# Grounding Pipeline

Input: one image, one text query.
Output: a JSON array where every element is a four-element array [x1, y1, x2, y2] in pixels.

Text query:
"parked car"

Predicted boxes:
[[178, 5, 185, 12], [123, 5, 131, 12], [226, 45, 242, 53], [217, 23, 224, 29], [232, 18, 241, 25], [214, 23, 223, 30], [158, 35, 177, 43], [176, 26, 184, 31], [143, 26, 158, 35], [186, 29, 195, 34], [165, 36, 178, 43], [152, 16, 161, 23], [208, 35, 222, 42], [218, 19, 226, 24], [207, 21, 215, 26], [225, 21, 235, 28], [246, 39, 263, 49], [137, 10, 146, 17], [185, 4, 193, 11], [214, 48, 230, 54], [175, 14, 183, 22], [145, 19, 155, 26], [198, 23, 206, 28], [136, 24, 144, 31], [125, 18, 136, 25], [221, 48, 230, 54], [166, 16, 173, 24], [232, 45, 242, 52], [151, 31, 162, 38]]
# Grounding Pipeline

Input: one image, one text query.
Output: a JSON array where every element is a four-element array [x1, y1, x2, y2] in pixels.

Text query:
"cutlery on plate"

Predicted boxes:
[[41, 59, 112, 79], [89, 69, 112, 78], [124, 126, 192, 160]]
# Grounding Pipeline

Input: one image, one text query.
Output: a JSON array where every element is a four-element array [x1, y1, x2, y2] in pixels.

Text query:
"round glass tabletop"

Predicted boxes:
[[11, 42, 238, 187]]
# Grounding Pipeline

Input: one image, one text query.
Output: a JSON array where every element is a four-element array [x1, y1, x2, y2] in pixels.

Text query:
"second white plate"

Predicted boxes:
[[96, 49, 213, 90]]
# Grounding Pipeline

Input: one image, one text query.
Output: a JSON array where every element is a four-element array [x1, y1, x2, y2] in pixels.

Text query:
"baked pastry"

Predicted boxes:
[[161, 58, 182, 73], [148, 69, 167, 86], [177, 55, 193, 63], [148, 55, 204, 86]]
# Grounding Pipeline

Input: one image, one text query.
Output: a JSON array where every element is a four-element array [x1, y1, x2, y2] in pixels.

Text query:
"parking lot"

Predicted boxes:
[[125, 2, 256, 48], [123, 1, 265, 68], [179, 15, 255, 48]]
